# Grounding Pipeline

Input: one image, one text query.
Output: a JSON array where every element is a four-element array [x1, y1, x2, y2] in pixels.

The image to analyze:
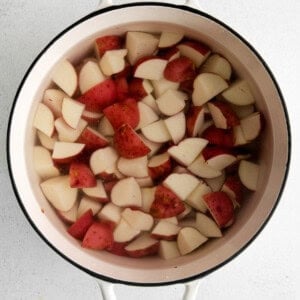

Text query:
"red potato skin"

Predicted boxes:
[[186, 105, 203, 137], [94, 35, 122, 57], [179, 79, 195, 95], [97, 172, 118, 182], [150, 185, 185, 218], [113, 63, 132, 80], [115, 76, 130, 102], [223, 175, 243, 205], [77, 127, 108, 151], [203, 192, 234, 228], [77, 79, 117, 113], [125, 241, 159, 258], [158, 47, 180, 60], [52, 150, 85, 165], [106, 241, 129, 256], [202, 146, 235, 160], [114, 124, 151, 158], [150, 233, 177, 241], [211, 101, 240, 128], [128, 78, 148, 100], [103, 179, 119, 195], [201, 125, 234, 148], [163, 56, 196, 82], [133, 56, 164, 75], [178, 40, 211, 55], [82, 221, 115, 250], [67, 209, 94, 240], [81, 114, 102, 125], [103, 98, 139, 130], [69, 162, 97, 188], [148, 159, 172, 182]]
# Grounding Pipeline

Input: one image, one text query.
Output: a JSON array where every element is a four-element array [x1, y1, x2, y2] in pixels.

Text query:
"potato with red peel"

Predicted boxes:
[[221, 175, 243, 207], [114, 76, 130, 102], [207, 100, 240, 129], [148, 152, 172, 181], [82, 221, 115, 250], [150, 185, 185, 218], [201, 125, 234, 148], [114, 124, 150, 158], [125, 233, 159, 258], [164, 56, 195, 83], [69, 162, 96, 188], [34, 30, 264, 260], [186, 106, 205, 137], [94, 35, 122, 58], [128, 78, 153, 100], [203, 191, 234, 228], [177, 40, 211, 67], [67, 209, 94, 240], [77, 79, 117, 112], [78, 127, 108, 151], [103, 98, 139, 130]]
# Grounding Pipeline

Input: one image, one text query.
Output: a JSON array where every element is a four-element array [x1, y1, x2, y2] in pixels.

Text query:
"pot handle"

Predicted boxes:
[[97, 280, 117, 300], [96, 279, 200, 299], [98, 0, 200, 10], [183, 279, 200, 300]]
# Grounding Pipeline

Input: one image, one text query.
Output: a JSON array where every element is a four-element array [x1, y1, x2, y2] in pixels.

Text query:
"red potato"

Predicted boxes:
[[203, 191, 234, 228], [57, 201, 79, 224], [151, 219, 180, 241], [81, 110, 103, 125], [43, 88, 65, 118], [77, 79, 117, 112], [67, 209, 94, 240], [221, 175, 243, 207], [128, 78, 151, 100], [82, 221, 115, 250], [158, 31, 184, 48], [82, 180, 109, 203], [148, 152, 172, 181], [69, 162, 96, 188], [186, 106, 205, 137], [94, 35, 122, 58], [158, 47, 180, 61], [103, 179, 119, 195], [150, 185, 185, 218], [202, 146, 235, 161], [113, 62, 132, 79], [177, 40, 211, 67], [114, 124, 151, 158], [134, 56, 167, 81], [124, 233, 159, 258], [201, 125, 234, 148], [98, 172, 119, 182], [103, 98, 139, 130], [106, 241, 129, 256], [163, 56, 195, 82], [78, 127, 108, 151], [33, 103, 55, 138], [52, 142, 85, 164], [179, 79, 195, 95], [115, 76, 129, 102], [208, 100, 240, 129], [52, 60, 78, 97]]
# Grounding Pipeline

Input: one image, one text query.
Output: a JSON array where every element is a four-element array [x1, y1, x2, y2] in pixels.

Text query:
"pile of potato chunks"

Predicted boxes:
[[33, 30, 261, 259]]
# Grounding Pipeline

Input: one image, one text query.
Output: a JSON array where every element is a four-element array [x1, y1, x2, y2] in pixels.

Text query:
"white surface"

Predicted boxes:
[[0, 0, 299, 299]]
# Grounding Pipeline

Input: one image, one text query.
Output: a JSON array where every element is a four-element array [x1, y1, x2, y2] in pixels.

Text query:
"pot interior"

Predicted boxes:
[[9, 3, 289, 285]]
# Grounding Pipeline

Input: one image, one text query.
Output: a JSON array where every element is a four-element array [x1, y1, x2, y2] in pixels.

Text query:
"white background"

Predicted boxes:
[[1, 1, 299, 299]]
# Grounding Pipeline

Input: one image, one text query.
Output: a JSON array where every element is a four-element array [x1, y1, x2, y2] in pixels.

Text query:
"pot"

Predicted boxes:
[[7, 1, 290, 298]]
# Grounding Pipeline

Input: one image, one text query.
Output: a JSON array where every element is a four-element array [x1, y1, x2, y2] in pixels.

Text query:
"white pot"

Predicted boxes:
[[7, 2, 290, 286]]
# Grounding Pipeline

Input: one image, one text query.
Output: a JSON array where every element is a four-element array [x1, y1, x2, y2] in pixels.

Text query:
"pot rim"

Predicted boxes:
[[6, 2, 291, 286]]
